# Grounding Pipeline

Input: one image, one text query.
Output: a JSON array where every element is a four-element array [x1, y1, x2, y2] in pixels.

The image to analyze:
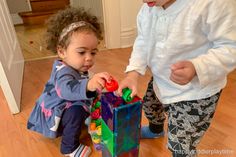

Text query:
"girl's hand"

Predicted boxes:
[[170, 61, 196, 85], [87, 72, 111, 91], [117, 71, 139, 97]]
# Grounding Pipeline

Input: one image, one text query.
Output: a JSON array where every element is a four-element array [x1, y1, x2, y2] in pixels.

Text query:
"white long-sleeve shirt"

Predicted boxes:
[[126, 0, 236, 104]]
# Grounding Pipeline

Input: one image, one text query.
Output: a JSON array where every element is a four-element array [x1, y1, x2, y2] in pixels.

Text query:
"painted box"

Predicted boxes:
[[101, 92, 142, 157]]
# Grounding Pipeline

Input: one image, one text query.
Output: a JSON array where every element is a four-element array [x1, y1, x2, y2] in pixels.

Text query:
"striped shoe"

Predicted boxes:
[[74, 145, 91, 157], [65, 144, 91, 157]]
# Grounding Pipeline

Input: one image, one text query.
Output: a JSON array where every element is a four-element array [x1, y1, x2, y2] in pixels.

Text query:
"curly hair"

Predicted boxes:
[[45, 7, 103, 53]]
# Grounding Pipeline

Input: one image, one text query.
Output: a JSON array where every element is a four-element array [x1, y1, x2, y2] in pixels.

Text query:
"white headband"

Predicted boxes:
[[58, 21, 87, 42]]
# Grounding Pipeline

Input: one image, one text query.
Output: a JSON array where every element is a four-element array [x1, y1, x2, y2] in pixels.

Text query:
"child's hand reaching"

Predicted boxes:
[[87, 72, 111, 91], [117, 71, 139, 97], [170, 61, 196, 85]]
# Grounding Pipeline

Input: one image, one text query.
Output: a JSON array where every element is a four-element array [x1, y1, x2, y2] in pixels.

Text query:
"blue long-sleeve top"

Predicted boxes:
[[27, 60, 96, 138]]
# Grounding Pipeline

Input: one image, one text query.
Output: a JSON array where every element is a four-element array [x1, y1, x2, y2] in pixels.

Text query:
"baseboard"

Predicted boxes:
[[120, 27, 137, 48], [11, 13, 23, 25]]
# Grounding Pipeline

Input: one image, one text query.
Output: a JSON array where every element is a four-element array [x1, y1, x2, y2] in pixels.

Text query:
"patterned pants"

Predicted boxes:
[[143, 77, 221, 157]]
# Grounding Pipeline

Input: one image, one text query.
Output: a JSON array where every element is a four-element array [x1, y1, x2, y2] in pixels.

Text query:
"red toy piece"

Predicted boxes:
[[105, 77, 119, 92], [91, 109, 100, 119]]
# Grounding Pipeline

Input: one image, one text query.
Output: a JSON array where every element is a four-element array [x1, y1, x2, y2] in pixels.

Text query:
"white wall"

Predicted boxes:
[[70, 0, 103, 23], [120, 0, 142, 47], [6, 0, 30, 13], [6, 0, 31, 25], [71, 0, 142, 48]]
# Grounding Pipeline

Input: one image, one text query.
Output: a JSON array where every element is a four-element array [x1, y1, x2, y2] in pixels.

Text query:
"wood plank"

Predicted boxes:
[[14, 24, 106, 61], [30, 0, 69, 12], [1, 47, 236, 156]]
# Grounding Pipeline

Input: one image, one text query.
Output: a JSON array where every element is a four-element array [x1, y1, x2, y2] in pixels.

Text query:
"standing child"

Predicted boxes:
[[27, 7, 111, 157], [118, 0, 236, 156]]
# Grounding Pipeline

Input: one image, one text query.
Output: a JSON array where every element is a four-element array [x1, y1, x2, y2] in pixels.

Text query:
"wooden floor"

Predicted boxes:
[[14, 24, 106, 61], [0, 46, 236, 157]]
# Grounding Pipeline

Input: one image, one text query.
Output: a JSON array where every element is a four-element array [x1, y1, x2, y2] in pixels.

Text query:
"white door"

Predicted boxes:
[[0, 0, 24, 114]]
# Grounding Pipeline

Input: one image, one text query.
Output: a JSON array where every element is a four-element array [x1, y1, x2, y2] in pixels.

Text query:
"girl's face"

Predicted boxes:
[[143, 0, 176, 9], [58, 31, 98, 72]]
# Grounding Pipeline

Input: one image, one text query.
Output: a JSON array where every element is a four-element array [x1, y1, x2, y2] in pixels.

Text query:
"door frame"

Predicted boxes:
[[102, 0, 121, 49], [0, 63, 21, 114], [69, 0, 121, 49], [0, 0, 24, 114]]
